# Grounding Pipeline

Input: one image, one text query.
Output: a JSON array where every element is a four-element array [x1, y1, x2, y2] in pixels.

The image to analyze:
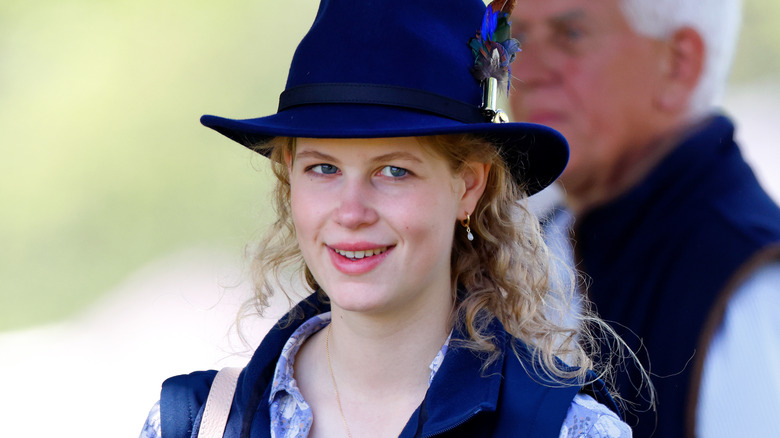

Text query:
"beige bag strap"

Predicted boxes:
[[198, 367, 242, 438]]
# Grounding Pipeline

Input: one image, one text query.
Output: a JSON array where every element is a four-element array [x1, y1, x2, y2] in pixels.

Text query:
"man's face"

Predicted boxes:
[[510, 0, 667, 199]]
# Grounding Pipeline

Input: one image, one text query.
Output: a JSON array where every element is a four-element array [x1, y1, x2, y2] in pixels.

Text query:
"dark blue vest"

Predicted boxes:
[[574, 115, 780, 437], [160, 294, 618, 437]]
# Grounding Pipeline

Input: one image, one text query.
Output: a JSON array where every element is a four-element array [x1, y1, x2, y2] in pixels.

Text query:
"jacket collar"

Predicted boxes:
[[237, 293, 329, 437], [410, 320, 506, 436]]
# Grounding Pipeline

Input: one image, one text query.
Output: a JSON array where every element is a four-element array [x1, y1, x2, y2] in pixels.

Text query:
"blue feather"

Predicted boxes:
[[471, 1, 521, 94], [481, 9, 499, 40], [500, 38, 520, 63]]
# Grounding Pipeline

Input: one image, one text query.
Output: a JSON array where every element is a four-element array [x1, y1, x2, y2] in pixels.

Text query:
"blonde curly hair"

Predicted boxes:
[[242, 134, 641, 390]]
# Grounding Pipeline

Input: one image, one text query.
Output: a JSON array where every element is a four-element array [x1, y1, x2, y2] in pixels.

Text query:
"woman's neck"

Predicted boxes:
[[294, 292, 453, 438], [327, 302, 451, 394]]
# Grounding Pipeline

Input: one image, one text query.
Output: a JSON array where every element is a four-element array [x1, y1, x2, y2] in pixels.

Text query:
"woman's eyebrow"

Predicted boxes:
[[369, 152, 424, 165], [294, 149, 424, 165], [295, 150, 339, 162]]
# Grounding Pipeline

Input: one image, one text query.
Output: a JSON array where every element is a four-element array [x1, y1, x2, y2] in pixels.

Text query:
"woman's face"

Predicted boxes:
[[288, 137, 480, 319]]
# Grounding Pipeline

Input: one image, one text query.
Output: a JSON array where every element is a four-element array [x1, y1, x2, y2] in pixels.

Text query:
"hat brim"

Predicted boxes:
[[201, 104, 568, 196]]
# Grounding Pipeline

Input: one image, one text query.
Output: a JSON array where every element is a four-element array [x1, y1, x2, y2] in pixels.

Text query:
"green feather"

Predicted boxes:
[[494, 15, 511, 42]]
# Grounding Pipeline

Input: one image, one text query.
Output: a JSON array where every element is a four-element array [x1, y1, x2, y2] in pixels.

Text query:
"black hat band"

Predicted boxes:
[[278, 83, 485, 124]]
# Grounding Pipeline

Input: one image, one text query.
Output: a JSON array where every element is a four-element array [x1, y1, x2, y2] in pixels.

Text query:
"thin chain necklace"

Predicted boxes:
[[326, 323, 353, 438]]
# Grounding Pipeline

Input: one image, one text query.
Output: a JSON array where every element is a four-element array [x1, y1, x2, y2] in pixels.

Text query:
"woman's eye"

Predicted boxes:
[[310, 164, 339, 175], [379, 166, 408, 178]]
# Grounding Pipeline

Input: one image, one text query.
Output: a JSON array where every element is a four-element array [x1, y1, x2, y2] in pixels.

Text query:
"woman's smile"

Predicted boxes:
[[328, 244, 394, 275], [331, 245, 391, 260]]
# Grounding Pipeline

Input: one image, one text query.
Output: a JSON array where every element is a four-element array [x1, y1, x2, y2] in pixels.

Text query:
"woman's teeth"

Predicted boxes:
[[334, 247, 388, 259]]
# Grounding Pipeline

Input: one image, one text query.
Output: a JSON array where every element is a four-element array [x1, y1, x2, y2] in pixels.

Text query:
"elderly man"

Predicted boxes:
[[510, 1, 780, 437]]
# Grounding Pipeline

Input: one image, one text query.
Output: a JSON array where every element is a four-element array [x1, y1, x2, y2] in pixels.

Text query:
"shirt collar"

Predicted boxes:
[[268, 312, 331, 404]]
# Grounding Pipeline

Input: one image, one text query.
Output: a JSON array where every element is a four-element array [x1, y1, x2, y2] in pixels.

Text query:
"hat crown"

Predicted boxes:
[[285, 0, 485, 109], [201, 0, 569, 196]]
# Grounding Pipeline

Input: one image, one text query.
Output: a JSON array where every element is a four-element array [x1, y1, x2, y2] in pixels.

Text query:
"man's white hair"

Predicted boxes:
[[619, 0, 742, 117]]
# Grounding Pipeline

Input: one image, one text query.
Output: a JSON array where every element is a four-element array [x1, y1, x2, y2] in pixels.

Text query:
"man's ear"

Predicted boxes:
[[655, 26, 705, 112], [457, 161, 491, 220]]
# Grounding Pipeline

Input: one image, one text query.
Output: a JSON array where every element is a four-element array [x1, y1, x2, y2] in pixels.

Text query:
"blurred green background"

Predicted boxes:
[[1, 0, 778, 332]]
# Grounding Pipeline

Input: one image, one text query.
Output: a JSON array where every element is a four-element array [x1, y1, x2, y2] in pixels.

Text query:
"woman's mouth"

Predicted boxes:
[[332, 246, 389, 260]]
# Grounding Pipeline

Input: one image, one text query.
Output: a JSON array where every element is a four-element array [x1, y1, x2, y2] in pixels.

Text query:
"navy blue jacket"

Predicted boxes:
[[161, 294, 617, 437], [574, 115, 780, 437]]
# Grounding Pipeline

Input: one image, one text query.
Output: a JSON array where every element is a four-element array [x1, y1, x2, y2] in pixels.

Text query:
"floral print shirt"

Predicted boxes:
[[140, 313, 630, 438]]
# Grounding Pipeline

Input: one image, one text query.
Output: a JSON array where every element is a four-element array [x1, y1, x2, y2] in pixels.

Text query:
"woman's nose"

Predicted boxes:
[[333, 179, 379, 229]]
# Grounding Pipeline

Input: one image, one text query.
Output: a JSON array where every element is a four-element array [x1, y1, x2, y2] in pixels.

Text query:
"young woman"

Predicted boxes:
[[141, 1, 634, 436]]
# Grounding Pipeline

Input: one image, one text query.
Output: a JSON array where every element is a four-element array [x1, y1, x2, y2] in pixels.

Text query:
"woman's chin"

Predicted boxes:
[[327, 293, 388, 315]]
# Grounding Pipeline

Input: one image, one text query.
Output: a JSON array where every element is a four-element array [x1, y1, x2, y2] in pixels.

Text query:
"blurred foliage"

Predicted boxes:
[[731, 0, 780, 82], [0, 0, 778, 331], [0, 0, 319, 330]]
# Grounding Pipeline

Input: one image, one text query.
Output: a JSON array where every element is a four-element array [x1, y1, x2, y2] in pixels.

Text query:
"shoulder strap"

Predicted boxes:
[[161, 370, 218, 438], [198, 367, 242, 438]]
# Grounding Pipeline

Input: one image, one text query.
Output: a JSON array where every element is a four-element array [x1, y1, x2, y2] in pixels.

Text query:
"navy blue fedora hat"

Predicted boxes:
[[201, 0, 568, 195]]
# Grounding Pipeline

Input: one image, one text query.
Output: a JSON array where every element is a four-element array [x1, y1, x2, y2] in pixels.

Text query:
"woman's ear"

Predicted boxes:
[[655, 26, 705, 112], [458, 161, 491, 219]]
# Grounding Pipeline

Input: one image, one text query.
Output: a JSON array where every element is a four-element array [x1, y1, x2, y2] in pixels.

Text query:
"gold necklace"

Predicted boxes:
[[326, 323, 353, 438]]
